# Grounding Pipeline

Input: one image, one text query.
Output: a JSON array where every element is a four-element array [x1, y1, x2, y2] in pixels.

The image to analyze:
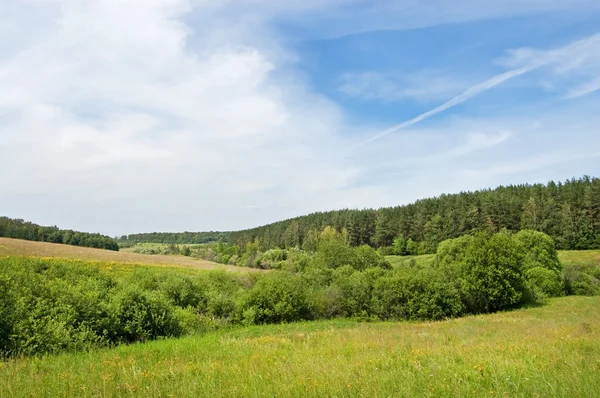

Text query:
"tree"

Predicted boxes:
[[440, 232, 527, 313], [392, 235, 407, 255]]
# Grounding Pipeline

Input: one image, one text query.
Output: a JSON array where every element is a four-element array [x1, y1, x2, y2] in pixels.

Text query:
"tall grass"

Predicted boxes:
[[1, 296, 598, 397]]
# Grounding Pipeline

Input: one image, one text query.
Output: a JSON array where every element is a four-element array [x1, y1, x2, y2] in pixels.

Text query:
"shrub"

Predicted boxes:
[[353, 245, 391, 271], [331, 266, 372, 317], [435, 235, 474, 269], [526, 267, 564, 299], [0, 275, 16, 355], [372, 269, 463, 320], [159, 275, 207, 309], [564, 264, 600, 296], [110, 286, 181, 343], [514, 229, 563, 274], [439, 233, 527, 313], [242, 272, 311, 324]]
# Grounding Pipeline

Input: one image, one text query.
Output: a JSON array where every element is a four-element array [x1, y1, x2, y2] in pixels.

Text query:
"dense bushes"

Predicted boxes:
[[0, 258, 243, 357], [372, 269, 464, 320], [242, 272, 311, 324], [2, 229, 597, 358]]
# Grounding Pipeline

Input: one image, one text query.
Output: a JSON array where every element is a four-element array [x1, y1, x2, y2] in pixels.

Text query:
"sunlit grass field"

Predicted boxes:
[[0, 296, 598, 397], [119, 242, 211, 253], [386, 249, 600, 269], [0, 238, 260, 273]]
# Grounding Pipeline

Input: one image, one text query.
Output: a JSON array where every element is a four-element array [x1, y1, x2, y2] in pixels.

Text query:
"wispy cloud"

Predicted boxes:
[[355, 32, 600, 147], [338, 71, 467, 102], [565, 77, 600, 99], [353, 65, 536, 147]]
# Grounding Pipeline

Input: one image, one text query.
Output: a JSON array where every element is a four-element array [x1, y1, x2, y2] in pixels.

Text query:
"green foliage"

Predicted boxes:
[[514, 230, 562, 273], [118, 231, 230, 245], [242, 272, 311, 324], [392, 235, 408, 255], [0, 216, 119, 251], [372, 269, 464, 320], [1, 232, 597, 359], [438, 232, 527, 313], [564, 263, 600, 296], [110, 286, 181, 343], [227, 176, 600, 253], [329, 266, 372, 317], [526, 267, 564, 298], [353, 245, 391, 271], [434, 235, 474, 269]]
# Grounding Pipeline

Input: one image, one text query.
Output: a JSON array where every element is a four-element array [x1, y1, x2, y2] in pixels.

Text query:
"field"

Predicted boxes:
[[0, 238, 260, 273], [119, 242, 211, 253], [0, 296, 598, 397], [1, 238, 599, 397], [386, 250, 600, 269]]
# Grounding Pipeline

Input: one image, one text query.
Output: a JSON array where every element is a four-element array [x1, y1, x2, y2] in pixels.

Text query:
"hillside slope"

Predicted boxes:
[[1, 296, 598, 397], [0, 237, 260, 273]]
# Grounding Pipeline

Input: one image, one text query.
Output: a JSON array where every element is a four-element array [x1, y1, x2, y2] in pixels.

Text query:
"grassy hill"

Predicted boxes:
[[386, 249, 600, 269], [1, 296, 598, 397], [0, 237, 260, 273]]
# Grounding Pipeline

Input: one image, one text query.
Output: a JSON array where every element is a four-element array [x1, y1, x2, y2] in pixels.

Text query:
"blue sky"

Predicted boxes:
[[1, 0, 600, 236]]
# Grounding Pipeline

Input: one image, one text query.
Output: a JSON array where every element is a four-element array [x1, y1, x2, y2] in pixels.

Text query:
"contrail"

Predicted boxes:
[[353, 64, 540, 148], [351, 31, 600, 148]]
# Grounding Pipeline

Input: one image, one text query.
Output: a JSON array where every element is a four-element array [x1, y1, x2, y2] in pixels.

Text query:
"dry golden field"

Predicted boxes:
[[0, 237, 262, 273]]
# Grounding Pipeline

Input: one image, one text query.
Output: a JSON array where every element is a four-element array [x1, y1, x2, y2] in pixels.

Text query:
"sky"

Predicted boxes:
[[1, 0, 600, 237]]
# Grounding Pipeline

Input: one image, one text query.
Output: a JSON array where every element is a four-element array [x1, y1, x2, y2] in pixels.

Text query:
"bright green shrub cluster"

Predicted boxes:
[[564, 263, 600, 295], [0, 258, 245, 357], [2, 229, 594, 358], [435, 230, 565, 310]]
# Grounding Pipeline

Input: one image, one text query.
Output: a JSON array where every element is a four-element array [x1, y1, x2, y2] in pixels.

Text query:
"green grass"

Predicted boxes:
[[385, 254, 435, 269], [0, 237, 259, 273], [558, 250, 600, 267], [1, 296, 599, 397], [386, 249, 600, 270], [120, 242, 210, 253]]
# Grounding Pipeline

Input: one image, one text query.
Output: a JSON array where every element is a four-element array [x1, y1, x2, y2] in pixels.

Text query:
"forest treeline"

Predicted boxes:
[[117, 231, 230, 246], [0, 217, 119, 251], [229, 176, 600, 254], [115, 177, 600, 253]]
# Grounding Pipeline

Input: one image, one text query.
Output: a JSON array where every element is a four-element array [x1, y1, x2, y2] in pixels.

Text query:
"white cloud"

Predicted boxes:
[[338, 71, 467, 102], [0, 0, 369, 234], [499, 32, 600, 99], [354, 32, 600, 147], [0, 0, 599, 235], [565, 77, 600, 99]]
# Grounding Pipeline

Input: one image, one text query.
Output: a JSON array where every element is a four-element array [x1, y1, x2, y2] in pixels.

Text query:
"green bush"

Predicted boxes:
[[372, 269, 464, 320], [110, 286, 181, 343], [0, 275, 16, 355], [564, 264, 600, 296], [159, 275, 207, 309], [330, 266, 372, 317], [526, 267, 564, 299], [353, 245, 391, 271], [242, 272, 311, 324], [514, 230, 562, 273], [438, 233, 527, 313]]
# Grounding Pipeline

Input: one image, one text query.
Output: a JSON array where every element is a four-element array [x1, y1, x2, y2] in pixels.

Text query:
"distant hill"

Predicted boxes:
[[117, 176, 600, 253], [228, 175, 600, 253], [0, 216, 119, 251], [117, 231, 230, 245]]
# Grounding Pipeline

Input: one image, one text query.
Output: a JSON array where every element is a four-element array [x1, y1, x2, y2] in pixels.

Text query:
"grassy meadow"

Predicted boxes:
[[0, 238, 259, 273], [1, 237, 599, 397], [0, 296, 598, 397], [386, 249, 600, 270]]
